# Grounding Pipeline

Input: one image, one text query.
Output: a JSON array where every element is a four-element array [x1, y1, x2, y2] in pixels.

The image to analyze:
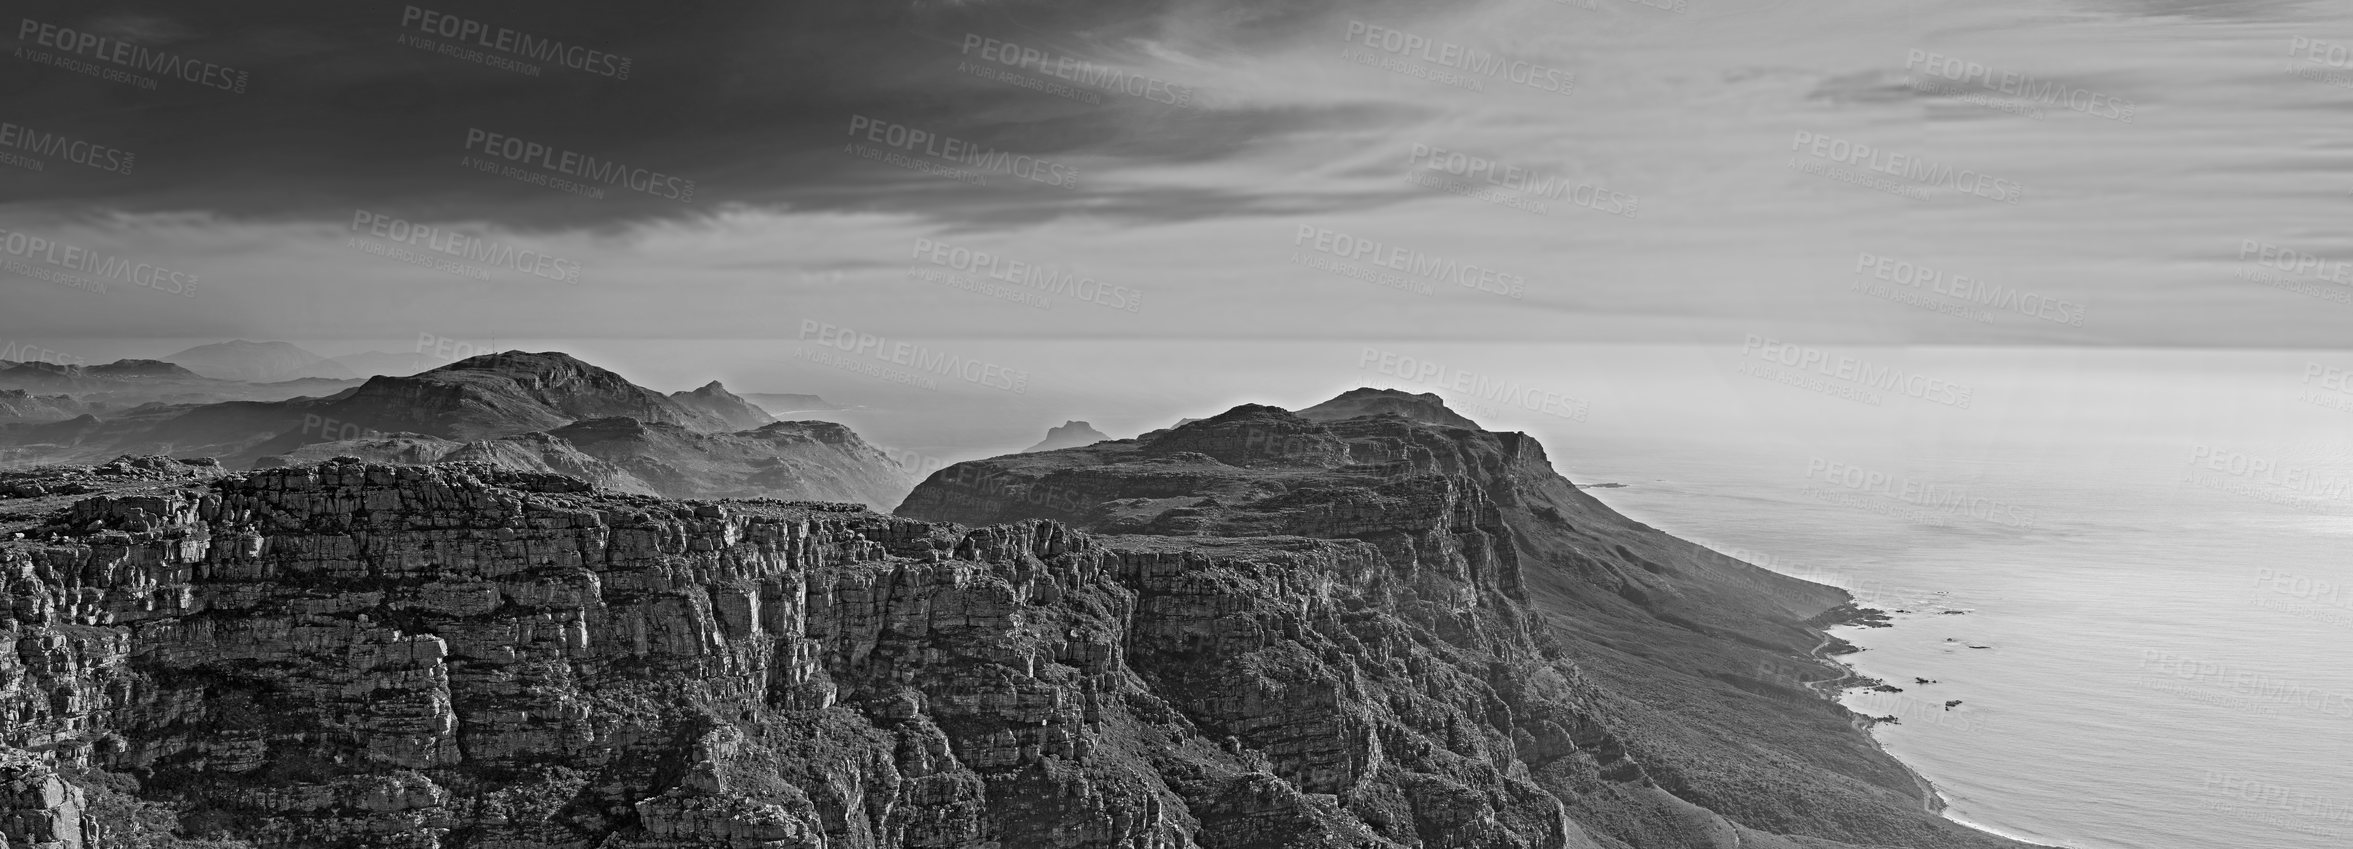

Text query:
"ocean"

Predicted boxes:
[[1561, 346, 2353, 849]]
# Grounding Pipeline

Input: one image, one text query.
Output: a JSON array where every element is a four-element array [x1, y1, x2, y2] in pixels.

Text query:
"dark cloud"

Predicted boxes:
[[1, 0, 1449, 233]]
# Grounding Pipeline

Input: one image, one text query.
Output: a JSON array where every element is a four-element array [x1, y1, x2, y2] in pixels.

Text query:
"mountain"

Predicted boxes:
[[0, 421, 2040, 848], [0, 389, 93, 423], [1296, 386, 1481, 428], [742, 392, 843, 413], [0, 350, 919, 507], [669, 380, 778, 431], [255, 418, 916, 509], [892, 390, 2042, 849], [162, 339, 357, 382], [0, 357, 360, 410], [1023, 419, 1110, 452], [0, 358, 202, 391], [100, 350, 734, 465]]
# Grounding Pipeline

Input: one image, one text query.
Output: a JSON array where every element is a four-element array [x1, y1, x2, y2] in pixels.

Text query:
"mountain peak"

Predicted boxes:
[[433, 350, 595, 376], [669, 379, 776, 431], [1025, 420, 1112, 453], [1297, 387, 1480, 429]]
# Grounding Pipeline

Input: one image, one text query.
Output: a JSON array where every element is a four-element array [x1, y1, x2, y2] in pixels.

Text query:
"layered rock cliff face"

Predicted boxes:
[[898, 395, 2043, 849], [0, 457, 1625, 848], [0, 393, 2041, 848]]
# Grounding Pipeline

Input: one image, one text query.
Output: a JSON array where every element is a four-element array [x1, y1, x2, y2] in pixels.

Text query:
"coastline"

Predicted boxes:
[[1800, 599, 2065, 848]]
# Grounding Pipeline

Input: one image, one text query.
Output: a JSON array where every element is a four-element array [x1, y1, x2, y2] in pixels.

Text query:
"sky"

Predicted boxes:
[[5, 0, 2353, 451]]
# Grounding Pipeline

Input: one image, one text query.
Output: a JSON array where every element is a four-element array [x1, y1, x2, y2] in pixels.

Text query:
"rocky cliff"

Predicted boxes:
[[897, 392, 2045, 849], [0, 392, 2044, 848]]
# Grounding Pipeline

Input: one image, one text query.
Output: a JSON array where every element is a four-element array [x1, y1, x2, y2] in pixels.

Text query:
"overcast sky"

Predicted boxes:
[[5, 0, 2352, 366]]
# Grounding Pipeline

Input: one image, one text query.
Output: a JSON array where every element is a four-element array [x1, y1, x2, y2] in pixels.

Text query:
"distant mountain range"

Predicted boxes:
[[161, 340, 358, 382], [0, 348, 913, 508]]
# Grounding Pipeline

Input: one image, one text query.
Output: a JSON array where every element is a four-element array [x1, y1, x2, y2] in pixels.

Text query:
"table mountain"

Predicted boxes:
[[1025, 420, 1112, 452]]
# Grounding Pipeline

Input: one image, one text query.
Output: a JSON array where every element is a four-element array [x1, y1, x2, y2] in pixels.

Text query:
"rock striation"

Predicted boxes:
[[897, 390, 2046, 849], [0, 390, 2048, 848]]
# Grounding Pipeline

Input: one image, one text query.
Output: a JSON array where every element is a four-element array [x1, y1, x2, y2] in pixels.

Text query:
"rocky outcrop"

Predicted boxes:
[[669, 382, 777, 432], [1024, 421, 1111, 453], [0, 383, 2047, 849], [0, 750, 88, 849], [0, 459, 1633, 848], [899, 392, 2044, 849]]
